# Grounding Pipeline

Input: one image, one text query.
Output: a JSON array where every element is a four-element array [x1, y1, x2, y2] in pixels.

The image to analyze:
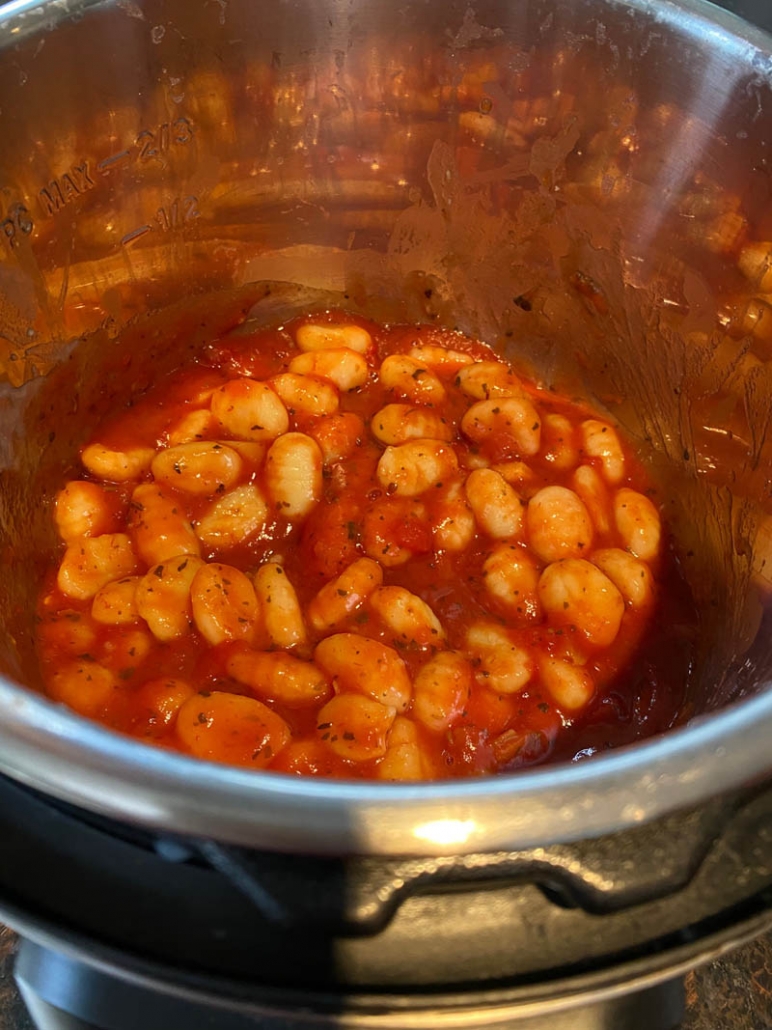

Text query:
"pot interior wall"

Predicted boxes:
[[0, 0, 771, 731]]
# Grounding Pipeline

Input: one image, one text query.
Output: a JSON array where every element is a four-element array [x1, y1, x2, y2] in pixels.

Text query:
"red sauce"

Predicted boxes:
[[34, 310, 697, 779]]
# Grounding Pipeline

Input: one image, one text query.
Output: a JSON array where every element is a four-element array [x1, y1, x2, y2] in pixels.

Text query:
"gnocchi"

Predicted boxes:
[[253, 561, 307, 649], [614, 488, 662, 561], [370, 404, 454, 445], [465, 468, 524, 539], [130, 484, 201, 565], [376, 439, 459, 496], [135, 556, 204, 642], [210, 379, 289, 441], [57, 534, 139, 601], [538, 558, 624, 648], [307, 557, 383, 634], [379, 355, 447, 405], [151, 442, 243, 496], [295, 322, 373, 355], [526, 486, 593, 563], [36, 311, 691, 781], [270, 372, 340, 418], [190, 563, 259, 646], [195, 483, 269, 551], [289, 349, 369, 391], [265, 432, 323, 519], [314, 633, 412, 712], [55, 481, 117, 542], [461, 397, 541, 457]]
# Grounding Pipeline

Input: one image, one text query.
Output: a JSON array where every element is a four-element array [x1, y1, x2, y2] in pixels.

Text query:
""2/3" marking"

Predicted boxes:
[[37, 117, 195, 220], [136, 117, 194, 163]]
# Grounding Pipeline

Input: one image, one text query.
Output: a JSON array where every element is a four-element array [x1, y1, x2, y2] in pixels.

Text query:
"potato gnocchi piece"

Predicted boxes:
[[210, 378, 289, 441], [526, 486, 593, 563], [591, 548, 655, 608], [190, 562, 259, 646], [270, 372, 340, 418], [81, 442, 155, 482], [316, 693, 395, 762], [99, 626, 153, 672], [289, 348, 369, 391], [412, 651, 472, 732], [490, 461, 538, 492], [376, 439, 459, 497], [176, 690, 290, 766], [407, 345, 474, 374], [57, 533, 140, 601], [195, 483, 269, 550], [362, 497, 431, 566], [307, 557, 383, 634], [130, 483, 201, 566], [371, 404, 454, 446], [91, 576, 141, 626], [461, 397, 541, 456], [538, 558, 624, 648], [539, 656, 595, 711], [295, 322, 373, 354], [465, 468, 524, 539], [482, 544, 542, 622], [466, 622, 534, 694], [310, 412, 365, 464], [614, 488, 661, 561], [580, 420, 625, 485], [38, 609, 98, 656], [572, 465, 611, 535], [541, 413, 578, 471], [379, 355, 447, 405], [166, 409, 217, 446], [377, 720, 430, 780], [223, 440, 268, 465], [455, 360, 524, 400], [369, 585, 445, 648], [227, 649, 331, 707], [253, 561, 307, 649], [135, 555, 204, 642], [47, 660, 117, 716], [135, 678, 196, 727], [55, 481, 117, 542], [265, 432, 323, 519], [428, 481, 476, 553], [151, 442, 243, 496], [314, 633, 412, 712]]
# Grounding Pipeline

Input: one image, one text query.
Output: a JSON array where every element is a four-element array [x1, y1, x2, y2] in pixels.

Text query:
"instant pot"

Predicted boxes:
[[1, 0, 772, 1026]]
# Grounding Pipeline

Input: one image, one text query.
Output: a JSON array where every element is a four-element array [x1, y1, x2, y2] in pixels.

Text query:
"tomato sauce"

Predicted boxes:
[[33, 310, 697, 779]]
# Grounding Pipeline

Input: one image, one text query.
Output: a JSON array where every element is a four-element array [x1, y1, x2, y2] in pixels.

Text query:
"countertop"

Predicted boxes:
[[0, 924, 771, 1029]]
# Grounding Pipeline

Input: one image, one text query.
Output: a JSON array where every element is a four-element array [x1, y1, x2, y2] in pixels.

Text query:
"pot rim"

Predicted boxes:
[[0, 672, 767, 854], [1, 0, 771, 45]]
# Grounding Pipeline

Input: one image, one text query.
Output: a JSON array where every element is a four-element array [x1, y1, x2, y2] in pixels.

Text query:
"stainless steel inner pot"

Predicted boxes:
[[0, 0, 771, 856]]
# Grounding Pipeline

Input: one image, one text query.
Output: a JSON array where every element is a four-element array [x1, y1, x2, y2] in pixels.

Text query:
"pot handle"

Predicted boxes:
[[187, 793, 740, 936]]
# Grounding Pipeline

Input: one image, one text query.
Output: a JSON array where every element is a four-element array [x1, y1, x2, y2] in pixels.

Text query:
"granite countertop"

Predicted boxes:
[[0, 924, 770, 1029]]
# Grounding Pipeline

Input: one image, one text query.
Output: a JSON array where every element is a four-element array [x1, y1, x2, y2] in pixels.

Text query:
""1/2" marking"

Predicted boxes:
[[120, 194, 200, 247], [155, 194, 199, 231]]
